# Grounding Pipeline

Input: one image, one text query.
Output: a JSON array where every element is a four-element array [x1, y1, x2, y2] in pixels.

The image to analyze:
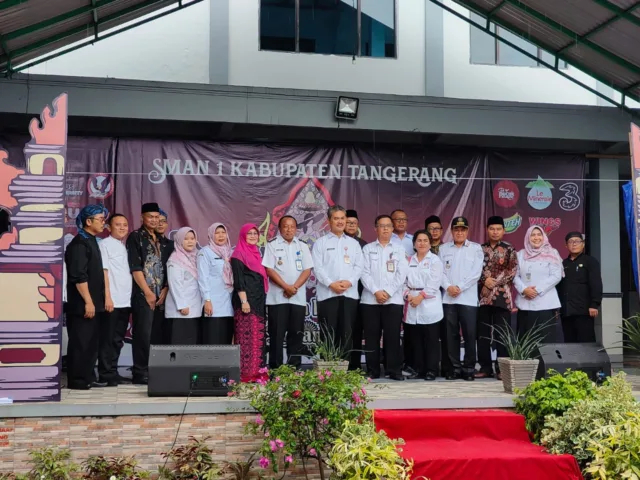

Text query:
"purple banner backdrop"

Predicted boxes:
[[114, 140, 585, 336], [488, 153, 585, 251]]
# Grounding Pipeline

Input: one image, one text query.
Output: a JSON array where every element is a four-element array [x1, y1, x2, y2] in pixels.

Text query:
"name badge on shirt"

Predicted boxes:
[[343, 246, 350, 264], [295, 259, 303, 271], [445, 260, 451, 270], [526, 272, 532, 281], [386, 260, 395, 273]]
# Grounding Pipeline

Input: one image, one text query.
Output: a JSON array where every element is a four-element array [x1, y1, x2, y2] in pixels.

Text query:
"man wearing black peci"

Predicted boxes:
[[65, 204, 108, 390], [558, 231, 603, 343], [126, 202, 172, 385]]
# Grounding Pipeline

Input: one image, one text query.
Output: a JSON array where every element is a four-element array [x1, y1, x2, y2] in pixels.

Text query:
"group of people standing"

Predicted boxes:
[[64, 202, 603, 389]]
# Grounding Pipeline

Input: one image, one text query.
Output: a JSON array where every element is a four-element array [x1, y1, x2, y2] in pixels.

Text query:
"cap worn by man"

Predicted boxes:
[[565, 231, 584, 243], [451, 216, 469, 229], [486, 216, 504, 227], [346, 210, 358, 219], [425, 215, 441, 227], [141, 202, 160, 214]]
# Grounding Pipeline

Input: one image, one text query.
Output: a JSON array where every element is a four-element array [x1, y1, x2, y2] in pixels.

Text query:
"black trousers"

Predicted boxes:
[[66, 313, 100, 388], [361, 304, 403, 377], [170, 317, 203, 345], [267, 304, 306, 369], [517, 309, 560, 344], [98, 308, 130, 382], [131, 298, 164, 380], [349, 304, 365, 371], [562, 315, 596, 343], [405, 322, 440, 377], [443, 304, 478, 376], [202, 316, 234, 345], [151, 305, 173, 344], [477, 305, 510, 375], [439, 319, 453, 376], [403, 323, 415, 370], [317, 296, 358, 355]]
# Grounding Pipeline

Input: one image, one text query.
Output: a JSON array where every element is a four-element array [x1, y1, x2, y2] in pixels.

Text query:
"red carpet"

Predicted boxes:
[[374, 410, 583, 480]]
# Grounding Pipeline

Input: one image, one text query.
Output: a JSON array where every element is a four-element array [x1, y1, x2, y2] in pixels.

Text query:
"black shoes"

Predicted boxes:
[[132, 376, 148, 385], [446, 373, 461, 381], [389, 374, 405, 381], [425, 373, 436, 381], [463, 375, 475, 382]]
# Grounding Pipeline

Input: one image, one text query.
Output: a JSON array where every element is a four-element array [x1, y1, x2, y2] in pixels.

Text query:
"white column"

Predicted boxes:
[[589, 159, 623, 362]]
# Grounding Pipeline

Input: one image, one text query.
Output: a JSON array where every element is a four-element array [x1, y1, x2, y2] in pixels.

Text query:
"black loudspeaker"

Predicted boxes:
[[148, 345, 241, 397], [536, 343, 611, 382]]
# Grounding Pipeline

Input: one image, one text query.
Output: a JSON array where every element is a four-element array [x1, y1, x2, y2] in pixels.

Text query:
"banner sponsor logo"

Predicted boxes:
[[147, 158, 458, 188], [493, 180, 520, 208], [630, 123, 640, 297], [529, 216, 561, 236], [504, 213, 522, 234], [558, 182, 581, 211], [87, 174, 114, 200], [526, 176, 554, 210]]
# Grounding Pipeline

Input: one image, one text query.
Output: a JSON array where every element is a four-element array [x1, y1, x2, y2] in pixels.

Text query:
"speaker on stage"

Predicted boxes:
[[148, 345, 241, 397], [536, 343, 611, 382]]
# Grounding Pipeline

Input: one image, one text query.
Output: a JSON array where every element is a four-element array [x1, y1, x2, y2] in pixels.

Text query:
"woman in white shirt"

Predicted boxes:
[[197, 222, 235, 345], [514, 226, 564, 343], [166, 227, 203, 345], [403, 230, 444, 381]]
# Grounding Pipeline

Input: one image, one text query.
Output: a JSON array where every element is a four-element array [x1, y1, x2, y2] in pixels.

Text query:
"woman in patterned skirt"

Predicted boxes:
[[230, 223, 268, 382]]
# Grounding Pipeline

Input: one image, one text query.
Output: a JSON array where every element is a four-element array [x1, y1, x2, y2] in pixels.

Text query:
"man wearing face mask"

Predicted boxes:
[[558, 232, 603, 343], [263, 215, 313, 369], [438, 217, 484, 381]]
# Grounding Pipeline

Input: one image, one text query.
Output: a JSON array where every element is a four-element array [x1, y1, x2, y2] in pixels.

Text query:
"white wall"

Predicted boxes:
[[227, 0, 426, 96], [24, 2, 210, 85], [441, 0, 600, 106]]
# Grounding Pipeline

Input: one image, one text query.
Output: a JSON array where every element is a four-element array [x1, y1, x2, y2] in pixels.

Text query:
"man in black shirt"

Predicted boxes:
[[65, 204, 108, 390], [126, 202, 172, 384], [559, 231, 603, 343], [345, 209, 367, 371], [154, 207, 175, 343]]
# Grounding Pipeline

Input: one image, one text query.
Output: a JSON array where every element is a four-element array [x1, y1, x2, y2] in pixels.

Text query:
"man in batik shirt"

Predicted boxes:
[[476, 216, 518, 380]]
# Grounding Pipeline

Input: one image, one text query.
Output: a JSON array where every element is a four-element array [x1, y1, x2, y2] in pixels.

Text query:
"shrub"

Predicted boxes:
[[584, 411, 640, 480], [327, 420, 414, 480], [158, 436, 221, 480], [542, 373, 639, 467], [25, 447, 79, 480], [514, 369, 596, 442], [232, 365, 370, 480], [82, 455, 150, 479]]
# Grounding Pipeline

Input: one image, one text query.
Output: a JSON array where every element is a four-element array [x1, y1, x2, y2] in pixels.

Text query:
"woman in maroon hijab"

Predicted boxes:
[[230, 223, 269, 382]]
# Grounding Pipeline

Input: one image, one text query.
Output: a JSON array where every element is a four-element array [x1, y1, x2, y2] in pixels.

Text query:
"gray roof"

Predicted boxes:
[[0, 0, 203, 74]]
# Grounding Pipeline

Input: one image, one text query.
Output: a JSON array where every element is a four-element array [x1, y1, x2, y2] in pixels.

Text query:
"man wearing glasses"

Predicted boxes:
[[558, 232, 603, 343], [65, 204, 109, 389], [390, 210, 414, 257], [425, 215, 444, 255]]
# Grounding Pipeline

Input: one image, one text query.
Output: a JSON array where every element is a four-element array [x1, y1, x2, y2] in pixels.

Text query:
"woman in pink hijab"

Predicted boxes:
[[514, 226, 564, 343], [166, 227, 203, 345], [230, 223, 268, 382]]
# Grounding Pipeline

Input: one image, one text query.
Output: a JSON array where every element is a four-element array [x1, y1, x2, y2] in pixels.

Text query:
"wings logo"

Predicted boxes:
[[529, 216, 561, 236], [87, 174, 113, 200]]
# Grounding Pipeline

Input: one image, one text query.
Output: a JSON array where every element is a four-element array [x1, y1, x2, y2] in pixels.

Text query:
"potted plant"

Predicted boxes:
[[493, 321, 550, 394], [328, 419, 415, 480], [308, 324, 351, 372]]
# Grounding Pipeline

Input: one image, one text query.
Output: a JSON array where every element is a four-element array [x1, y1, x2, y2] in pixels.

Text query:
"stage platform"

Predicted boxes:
[[3, 372, 640, 418]]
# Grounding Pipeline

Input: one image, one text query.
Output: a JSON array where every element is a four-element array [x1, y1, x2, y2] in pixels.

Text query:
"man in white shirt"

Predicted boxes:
[[263, 215, 314, 369], [98, 213, 133, 386], [312, 205, 364, 356], [361, 214, 409, 380], [438, 216, 484, 381], [390, 209, 414, 257]]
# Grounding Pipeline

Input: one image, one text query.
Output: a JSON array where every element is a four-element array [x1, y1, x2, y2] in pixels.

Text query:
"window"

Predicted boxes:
[[259, 0, 397, 58], [469, 13, 567, 68]]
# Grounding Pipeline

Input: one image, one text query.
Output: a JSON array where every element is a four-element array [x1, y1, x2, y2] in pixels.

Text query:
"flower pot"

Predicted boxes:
[[313, 359, 349, 372], [497, 357, 539, 394]]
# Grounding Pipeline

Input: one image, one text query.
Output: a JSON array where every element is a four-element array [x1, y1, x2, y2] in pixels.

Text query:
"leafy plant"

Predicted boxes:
[[25, 447, 79, 480], [82, 455, 150, 479], [0, 474, 28, 480], [327, 419, 414, 480], [492, 319, 552, 360], [514, 369, 596, 443], [232, 365, 371, 480], [222, 451, 258, 480], [542, 373, 639, 467], [308, 324, 352, 362], [158, 436, 221, 480], [619, 315, 640, 354], [585, 412, 640, 480]]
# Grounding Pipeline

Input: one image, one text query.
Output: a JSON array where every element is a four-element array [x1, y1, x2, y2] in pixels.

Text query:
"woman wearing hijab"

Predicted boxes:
[[514, 226, 564, 343], [197, 223, 234, 345], [165, 227, 203, 345], [231, 224, 268, 382]]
